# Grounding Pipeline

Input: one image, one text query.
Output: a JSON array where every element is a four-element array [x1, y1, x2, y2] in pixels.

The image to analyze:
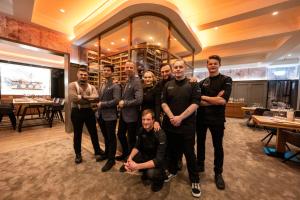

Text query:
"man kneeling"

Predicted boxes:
[[124, 109, 166, 192]]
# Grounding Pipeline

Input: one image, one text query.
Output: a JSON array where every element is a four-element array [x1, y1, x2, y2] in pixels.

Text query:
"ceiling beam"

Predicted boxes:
[[198, 0, 300, 30], [265, 30, 300, 63]]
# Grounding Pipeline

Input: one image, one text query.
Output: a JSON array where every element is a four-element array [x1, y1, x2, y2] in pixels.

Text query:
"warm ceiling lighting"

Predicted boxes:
[[147, 21, 150, 24], [0, 50, 64, 64], [174, 38, 177, 41], [110, 42, 115, 45], [157, 42, 161, 46], [121, 38, 125, 41], [68, 34, 75, 41], [272, 11, 279, 16], [59, 8, 65, 13], [19, 44, 40, 51], [149, 36, 153, 40], [107, 48, 111, 51], [214, 27, 218, 30], [94, 44, 98, 47]]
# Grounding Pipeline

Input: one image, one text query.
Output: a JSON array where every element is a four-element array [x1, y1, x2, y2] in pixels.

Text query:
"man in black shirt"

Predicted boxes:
[[124, 109, 166, 192], [196, 55, 232, 190], [161, 60, 202, 198]]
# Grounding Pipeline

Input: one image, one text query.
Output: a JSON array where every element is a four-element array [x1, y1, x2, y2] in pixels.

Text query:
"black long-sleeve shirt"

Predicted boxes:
[[197, 73, 232, 125], [161, 78, 201, 134], [135, 128, 166, 168], [142, 85, 161, 122]]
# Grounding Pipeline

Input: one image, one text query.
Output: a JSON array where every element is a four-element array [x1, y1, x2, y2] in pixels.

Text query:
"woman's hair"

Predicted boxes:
[[143, 70, 157, 85]]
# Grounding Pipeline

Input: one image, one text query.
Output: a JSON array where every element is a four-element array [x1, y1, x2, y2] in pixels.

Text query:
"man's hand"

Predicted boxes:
[[189, 76, 198, 83], [125, 160, 139, 171], [97, 102, 102, 108], [118, 100, 125, 108], [217, 90, 225, 97], [154, 121, 161, 131], [170, 115, 183, 127]]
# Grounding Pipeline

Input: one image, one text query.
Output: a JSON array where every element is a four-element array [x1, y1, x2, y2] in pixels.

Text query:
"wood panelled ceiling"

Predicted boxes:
[[1, 0, 300, 66]]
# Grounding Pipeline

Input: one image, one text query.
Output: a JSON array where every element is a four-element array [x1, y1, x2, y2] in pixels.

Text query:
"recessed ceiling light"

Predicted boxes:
[[110, 42, 115, 45], [121, 38, 125, 41], [94, 44, 98, 47], [288, 54, 292, 57], [272, 11, 279, 16], [59, 8, 65, 13], [157, 42, 161, 46], [174, 38, 177, 41], [19, 44, 40, 51], [214, 27, 218, 30], [107, 48, 111, 51], [149, 36, 153, 40], [147, 21, 150, 24]]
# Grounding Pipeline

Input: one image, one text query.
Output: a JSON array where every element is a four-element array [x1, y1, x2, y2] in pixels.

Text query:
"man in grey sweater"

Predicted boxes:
[[68, 68, 104, 164]]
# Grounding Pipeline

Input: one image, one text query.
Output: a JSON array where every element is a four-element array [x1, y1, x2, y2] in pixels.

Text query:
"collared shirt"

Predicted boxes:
[[161, 78, 201, 134], [197, 73, 232, 125], [135, 127, 166, 168]]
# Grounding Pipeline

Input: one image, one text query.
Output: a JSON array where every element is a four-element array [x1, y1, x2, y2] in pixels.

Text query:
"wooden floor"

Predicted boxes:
[[0, 123, 106, 154]]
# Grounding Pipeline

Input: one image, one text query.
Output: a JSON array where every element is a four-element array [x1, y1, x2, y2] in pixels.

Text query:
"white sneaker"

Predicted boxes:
[[164, 173, 177, 182], [191, 182, 201, 197]]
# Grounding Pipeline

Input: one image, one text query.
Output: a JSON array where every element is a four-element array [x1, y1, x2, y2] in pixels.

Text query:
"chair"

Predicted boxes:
[[49, 98, 65, 123], [260, 110, 277, 146], [282, 130, 300, 162], [247, 108, 269, 127], [0, 102, 16, 130], [294, 110, 300, 118]]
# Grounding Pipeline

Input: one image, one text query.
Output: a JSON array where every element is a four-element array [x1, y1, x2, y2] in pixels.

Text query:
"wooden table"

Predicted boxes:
[[13, 98, 54, 132], [252, 115, 300, 154]]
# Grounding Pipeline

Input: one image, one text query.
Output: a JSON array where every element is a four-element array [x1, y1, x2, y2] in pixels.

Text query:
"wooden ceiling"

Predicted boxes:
[[1, 0, 300, 67]]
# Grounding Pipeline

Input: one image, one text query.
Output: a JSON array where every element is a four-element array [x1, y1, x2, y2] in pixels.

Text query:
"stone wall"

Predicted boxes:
[[0, 14, 71, 53]]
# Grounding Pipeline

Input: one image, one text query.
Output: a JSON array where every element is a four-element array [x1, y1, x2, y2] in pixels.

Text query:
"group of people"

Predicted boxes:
[[68, 55, 232, 198]]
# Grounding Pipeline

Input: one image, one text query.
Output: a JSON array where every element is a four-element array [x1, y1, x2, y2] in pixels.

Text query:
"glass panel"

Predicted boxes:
[[100, 22, 129, 84], [80, 37, 100, 87], [132, 16, 168, 49]]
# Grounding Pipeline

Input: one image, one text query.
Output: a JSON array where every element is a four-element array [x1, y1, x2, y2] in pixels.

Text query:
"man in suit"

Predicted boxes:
[[117, 61, 143, 171], [97, 64, 121, 172]]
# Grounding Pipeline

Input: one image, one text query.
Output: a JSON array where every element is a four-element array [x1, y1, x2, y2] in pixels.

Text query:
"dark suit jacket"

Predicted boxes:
[[121, 75, 143, 123], [98, 78, 121, 121]]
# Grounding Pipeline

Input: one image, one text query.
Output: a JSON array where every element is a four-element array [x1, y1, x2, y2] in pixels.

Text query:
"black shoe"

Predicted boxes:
[[215, 174, 225, 190], [119, 164, 126, 172], [151, 181, 164, 192], [141, 173, 151, 186], [95, 154, 107, 162], [75, 154, 82, 164], [196, 162, 204, 172], [102, 160, 115, 172], [191, 182, 201, 197], [115, 154, 127, 161]]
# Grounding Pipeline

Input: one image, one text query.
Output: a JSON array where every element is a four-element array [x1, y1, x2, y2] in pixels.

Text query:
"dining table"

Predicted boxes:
[[13, 97, 54, 132], [252, 115, 300, 156]]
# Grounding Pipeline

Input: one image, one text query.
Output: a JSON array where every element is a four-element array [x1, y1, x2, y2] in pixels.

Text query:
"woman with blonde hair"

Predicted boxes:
[[142, 70, 161, 131]]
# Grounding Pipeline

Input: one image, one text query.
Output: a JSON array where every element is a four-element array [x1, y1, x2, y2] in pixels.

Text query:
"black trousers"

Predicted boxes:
[[197, 124, 225, 174], [98, 116, 117, 161], [117, 115, 138, 157], [71, 108, 101, 155], [0, 112, 16, 128], [167, 131, 199, 183], [134, 152, 165, 184]]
